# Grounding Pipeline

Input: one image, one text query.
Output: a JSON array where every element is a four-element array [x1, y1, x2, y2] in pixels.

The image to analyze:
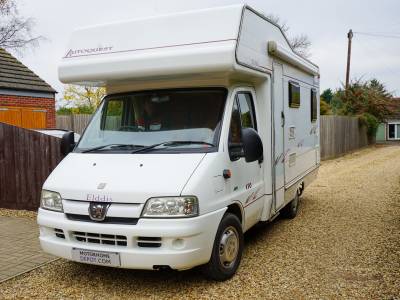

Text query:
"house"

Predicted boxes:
[[0, 48, 56, 129], [376, 98, 400, 142]]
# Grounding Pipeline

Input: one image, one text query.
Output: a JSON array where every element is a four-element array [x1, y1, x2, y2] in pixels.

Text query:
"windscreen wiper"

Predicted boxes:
[[81, 144, 144, 153], [131, 141, 215, 154]]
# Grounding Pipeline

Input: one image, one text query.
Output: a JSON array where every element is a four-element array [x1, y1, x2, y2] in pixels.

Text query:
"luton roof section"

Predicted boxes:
[[58, 5, 319, 87]]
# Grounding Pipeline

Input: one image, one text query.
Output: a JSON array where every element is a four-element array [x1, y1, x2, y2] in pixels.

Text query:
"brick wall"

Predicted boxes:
[[0, 94, 56, 128]]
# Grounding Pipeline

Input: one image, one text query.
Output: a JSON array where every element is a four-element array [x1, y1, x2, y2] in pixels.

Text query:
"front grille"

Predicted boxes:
[[72, 231, 127, 246], [137, 236, 162, 248], [66, 214, 138, 225]]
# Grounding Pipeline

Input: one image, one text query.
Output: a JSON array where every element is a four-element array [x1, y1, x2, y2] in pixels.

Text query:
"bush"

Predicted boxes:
[[320, 99, 332, 115], [359, 112, 379, 138]]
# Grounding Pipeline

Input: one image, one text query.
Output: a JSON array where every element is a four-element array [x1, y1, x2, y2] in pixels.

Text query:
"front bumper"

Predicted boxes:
[[37, 207, 226, 270]]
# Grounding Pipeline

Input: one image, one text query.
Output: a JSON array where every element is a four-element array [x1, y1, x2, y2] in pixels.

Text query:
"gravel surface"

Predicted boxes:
[[0, 208, 37, 220], [1, 145, 399, 299]]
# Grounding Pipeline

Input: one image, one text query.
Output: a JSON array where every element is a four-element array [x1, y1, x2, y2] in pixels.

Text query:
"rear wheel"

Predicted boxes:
[[202, 213, 243, 281], [281, 192, 300, 219]]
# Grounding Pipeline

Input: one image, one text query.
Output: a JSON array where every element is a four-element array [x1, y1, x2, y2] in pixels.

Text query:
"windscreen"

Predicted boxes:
[[76, 88, 227, 153]]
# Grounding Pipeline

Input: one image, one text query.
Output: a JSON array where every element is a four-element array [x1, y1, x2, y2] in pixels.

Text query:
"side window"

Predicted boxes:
[[237, 92, 257, 130], [104, 99, 124, 130], [289, 81, 300, 108], [311, 89, 318, 122]]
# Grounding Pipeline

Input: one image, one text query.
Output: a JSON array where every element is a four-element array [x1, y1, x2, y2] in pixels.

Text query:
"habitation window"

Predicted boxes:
[[311, 89, 318, 122], [289, 81, 300, 108]]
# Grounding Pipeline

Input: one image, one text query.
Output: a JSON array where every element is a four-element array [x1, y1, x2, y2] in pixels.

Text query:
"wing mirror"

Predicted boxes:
[[229, 128, 263, 162], [242, 128, 263, 163], [60, 131, 76, 156]]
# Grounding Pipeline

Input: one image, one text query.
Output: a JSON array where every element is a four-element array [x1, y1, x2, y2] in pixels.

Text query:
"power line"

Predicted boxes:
[[354, 31, 400, 39]]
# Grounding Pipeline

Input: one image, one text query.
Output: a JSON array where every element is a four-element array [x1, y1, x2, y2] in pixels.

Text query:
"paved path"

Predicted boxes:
[[0, 216, 55, 283]]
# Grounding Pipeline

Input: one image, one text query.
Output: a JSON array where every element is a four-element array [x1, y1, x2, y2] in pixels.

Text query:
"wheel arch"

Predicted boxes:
[[226, 201, 244, 227]]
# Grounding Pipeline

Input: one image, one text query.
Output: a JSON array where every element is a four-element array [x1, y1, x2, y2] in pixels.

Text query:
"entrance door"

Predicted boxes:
[[272, 62, 285, 211]]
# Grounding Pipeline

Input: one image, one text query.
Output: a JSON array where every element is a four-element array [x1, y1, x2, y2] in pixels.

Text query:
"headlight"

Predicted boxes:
[[41, 190, 63, 212], [142, 196, 198, 218]]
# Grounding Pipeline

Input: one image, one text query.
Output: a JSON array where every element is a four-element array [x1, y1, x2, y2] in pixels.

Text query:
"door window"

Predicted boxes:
[[289, 81, 300, 108], [228, 91, 257, 161], [237, 93, 257, 130]]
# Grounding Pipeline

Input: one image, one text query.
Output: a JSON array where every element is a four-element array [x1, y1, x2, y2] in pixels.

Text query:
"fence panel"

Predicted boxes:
[[55, 114, 368, 161], [320, 115, 369, 160], [56, 114, 92, 134], [0, 122, 64, 210]]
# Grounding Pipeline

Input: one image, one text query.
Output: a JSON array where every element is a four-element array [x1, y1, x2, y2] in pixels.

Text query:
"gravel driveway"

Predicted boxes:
[[1, 145, 399, 299]]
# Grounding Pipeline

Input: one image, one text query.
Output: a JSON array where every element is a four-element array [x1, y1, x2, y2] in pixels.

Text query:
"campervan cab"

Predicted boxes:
[[37, 5, 320, 280]]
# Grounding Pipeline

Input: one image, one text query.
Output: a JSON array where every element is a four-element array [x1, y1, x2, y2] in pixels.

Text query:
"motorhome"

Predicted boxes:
[[38, 5, 320, 281]]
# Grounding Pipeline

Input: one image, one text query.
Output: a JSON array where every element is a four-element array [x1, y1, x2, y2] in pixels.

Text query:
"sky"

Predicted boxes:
[[10, 0, 400, 102]]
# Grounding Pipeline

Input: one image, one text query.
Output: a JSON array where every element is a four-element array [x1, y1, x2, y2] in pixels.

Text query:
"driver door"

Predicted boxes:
[[227, 89, 264, 230]]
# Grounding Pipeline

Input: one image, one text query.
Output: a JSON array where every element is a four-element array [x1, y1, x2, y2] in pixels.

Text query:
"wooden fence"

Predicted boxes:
[[0, 115, 370, 210], [56, 114, 92, 134], [0, 122, 64, 210], [320, 115, 369, 160]]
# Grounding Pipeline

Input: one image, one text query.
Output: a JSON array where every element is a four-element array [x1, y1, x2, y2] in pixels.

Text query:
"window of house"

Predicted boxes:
[[289, 81, 300, 108], [388, 123, 400, 140], [311, 89, 318, 122]]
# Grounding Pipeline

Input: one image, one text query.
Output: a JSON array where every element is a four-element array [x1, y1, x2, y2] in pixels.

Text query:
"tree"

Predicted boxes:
[[0, 0, 42, 51], [266, 14, 312, 58], [320, 99, 332, 115], [62, 84, 106, 114], [320, 89, 333, 104], [333, 78, 397, 138]]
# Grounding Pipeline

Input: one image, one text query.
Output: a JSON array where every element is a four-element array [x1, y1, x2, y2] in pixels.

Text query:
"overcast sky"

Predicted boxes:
[[11, 0, 400, 101]]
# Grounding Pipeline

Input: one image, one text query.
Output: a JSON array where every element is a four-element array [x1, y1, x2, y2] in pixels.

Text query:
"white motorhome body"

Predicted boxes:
[[38, 5, 320, 280]]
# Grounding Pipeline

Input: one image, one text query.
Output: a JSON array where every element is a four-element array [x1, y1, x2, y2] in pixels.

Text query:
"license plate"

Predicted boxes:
[[71, 248, 120, 267]]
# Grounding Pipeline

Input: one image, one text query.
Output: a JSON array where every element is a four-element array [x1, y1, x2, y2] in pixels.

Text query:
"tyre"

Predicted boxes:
[[281, 192, 300, 219], [202, 213, 243, 281]]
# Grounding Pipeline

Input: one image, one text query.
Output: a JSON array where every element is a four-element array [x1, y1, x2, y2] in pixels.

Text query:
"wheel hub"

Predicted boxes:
[[219, 226, 239, 268]]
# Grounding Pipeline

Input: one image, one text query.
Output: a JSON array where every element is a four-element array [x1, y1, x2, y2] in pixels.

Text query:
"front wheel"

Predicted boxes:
[[202, 213, 243, 281]]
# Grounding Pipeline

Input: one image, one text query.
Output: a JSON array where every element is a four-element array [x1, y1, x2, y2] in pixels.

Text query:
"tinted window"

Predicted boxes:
[[289, 82, 300, 108], [311, 89, 318, 122]]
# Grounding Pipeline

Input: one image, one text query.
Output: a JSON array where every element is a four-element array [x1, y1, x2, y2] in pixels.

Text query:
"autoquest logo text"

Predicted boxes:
[[64, 46, 113, 58]]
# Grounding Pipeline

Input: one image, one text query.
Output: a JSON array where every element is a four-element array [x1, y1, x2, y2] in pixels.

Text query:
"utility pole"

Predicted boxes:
[[345, 29, 353, 89]]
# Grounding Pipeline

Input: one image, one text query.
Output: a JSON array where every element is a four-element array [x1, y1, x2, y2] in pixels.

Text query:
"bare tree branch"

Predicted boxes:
[[289, 34, 312, 58], [0, 0, 42, 52], [266, 13, 312, 58]]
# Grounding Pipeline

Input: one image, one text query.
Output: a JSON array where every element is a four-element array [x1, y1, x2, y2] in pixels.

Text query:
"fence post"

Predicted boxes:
[[70, 114, 75, 132]]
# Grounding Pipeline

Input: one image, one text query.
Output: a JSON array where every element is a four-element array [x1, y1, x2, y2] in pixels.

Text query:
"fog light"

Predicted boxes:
[[172, 238, 185, 249]]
